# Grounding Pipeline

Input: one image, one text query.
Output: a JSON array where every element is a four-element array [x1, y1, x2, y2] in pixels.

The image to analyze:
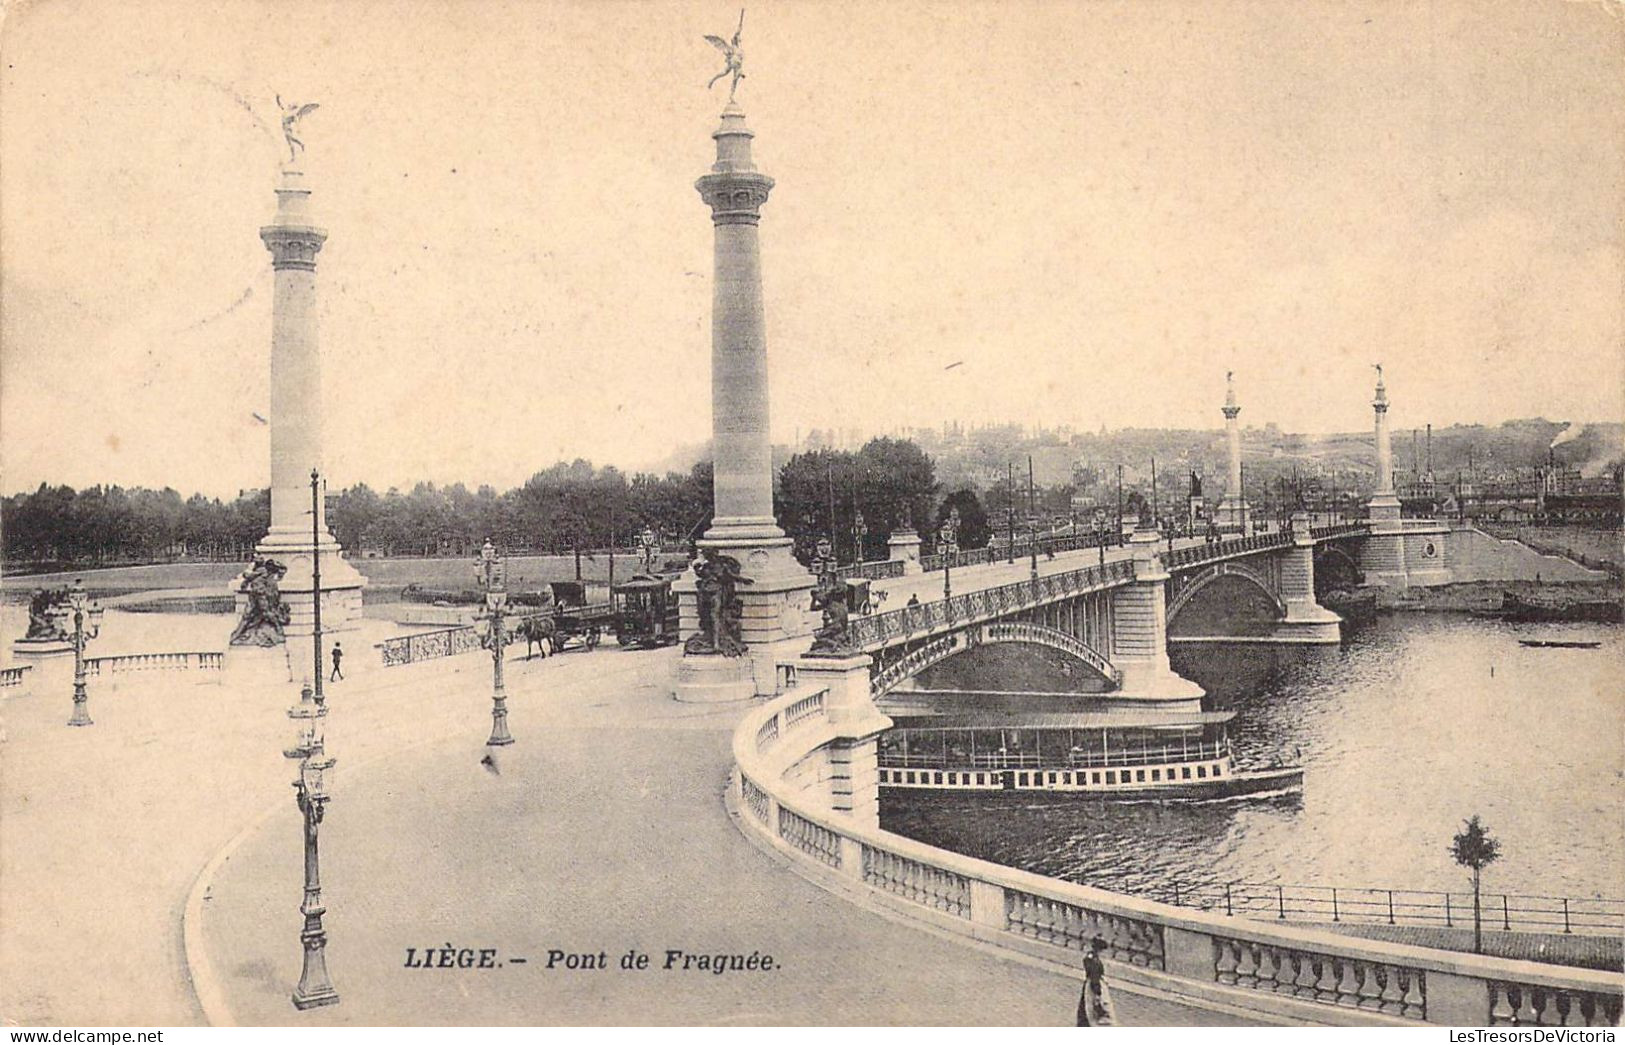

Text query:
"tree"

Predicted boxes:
[[1449, 815, 1501, 953], [936, 489, 990, 549]]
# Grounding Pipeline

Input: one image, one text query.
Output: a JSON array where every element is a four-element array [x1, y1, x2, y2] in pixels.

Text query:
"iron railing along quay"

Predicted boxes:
[[847, 558, 1136, 652], [1152, 882, 1625, 937]]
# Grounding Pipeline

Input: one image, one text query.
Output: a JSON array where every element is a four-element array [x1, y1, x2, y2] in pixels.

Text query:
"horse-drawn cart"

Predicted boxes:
[[611, 575, 680, 648]]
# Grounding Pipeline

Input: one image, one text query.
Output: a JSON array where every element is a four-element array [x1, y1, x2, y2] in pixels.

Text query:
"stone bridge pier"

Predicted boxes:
[[1273, 512, 1344, 643], [1110, 529, 1206, 711]]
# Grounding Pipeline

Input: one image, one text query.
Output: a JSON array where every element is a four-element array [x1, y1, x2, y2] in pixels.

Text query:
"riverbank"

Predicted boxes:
[[1372, 579, 1621, 615]]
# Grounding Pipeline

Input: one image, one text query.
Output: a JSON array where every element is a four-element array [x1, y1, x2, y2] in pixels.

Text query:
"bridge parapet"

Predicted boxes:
[[1311, 523, 1370, 541], [1164, 532, 1292, 573], [848, 558, 1135, 653], [732, 687, 1625, 1027]]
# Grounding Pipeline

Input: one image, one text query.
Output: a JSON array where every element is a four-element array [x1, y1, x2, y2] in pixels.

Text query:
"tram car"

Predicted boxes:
[[542, 580, 614, 651], [611, 575, 681, 648]]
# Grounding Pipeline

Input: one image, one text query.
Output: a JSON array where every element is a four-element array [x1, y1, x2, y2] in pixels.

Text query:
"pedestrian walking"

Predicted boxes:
[[1076, 936, 1110, 1026], [329, 640, 344, 682]]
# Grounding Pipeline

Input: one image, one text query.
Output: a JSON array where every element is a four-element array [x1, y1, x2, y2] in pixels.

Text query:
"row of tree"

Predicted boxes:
[[3, 437, 1014, 567]]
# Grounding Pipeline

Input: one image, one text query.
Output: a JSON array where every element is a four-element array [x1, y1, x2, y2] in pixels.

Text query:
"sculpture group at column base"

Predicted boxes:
[[673, 534, 815, 701]]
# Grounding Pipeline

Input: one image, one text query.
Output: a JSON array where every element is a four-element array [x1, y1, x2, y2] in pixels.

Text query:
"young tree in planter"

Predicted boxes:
[[1449, 815, 1501, 953]]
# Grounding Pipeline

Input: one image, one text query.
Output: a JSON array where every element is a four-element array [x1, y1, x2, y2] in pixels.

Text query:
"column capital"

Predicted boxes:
[[696, 170, 775, 226], [1221, 404, 1241, 420], [260, 225, 327, 271]]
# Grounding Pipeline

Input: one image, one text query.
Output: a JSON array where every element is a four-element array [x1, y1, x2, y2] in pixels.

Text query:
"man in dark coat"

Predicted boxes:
[[1076, 937, 1108, 1026]]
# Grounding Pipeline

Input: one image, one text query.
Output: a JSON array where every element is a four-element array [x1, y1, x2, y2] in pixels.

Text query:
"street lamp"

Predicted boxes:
[[472, 538, 514, 766], [939, 509, 959, 602], [284, 682, 338, 1009], [1094, 510, 1106, 567], [66, 579, 104, 727]]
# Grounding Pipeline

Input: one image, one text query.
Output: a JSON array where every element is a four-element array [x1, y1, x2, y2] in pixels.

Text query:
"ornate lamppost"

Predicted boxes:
[[284, 682, 338, 1009], [939, 508, 959, 602], [1094, 510, 1106, 567], [851, 509, 867, 567], [472, 539, 514, 767], [66, 579, 104, 727]]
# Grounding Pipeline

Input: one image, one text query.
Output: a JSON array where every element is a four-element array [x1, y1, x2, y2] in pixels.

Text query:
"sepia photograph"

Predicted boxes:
[[1, 0, 1621, 1031]]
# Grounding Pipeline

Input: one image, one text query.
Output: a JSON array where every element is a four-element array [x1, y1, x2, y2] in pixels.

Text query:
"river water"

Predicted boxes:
[[881, 613, 1624, 903]]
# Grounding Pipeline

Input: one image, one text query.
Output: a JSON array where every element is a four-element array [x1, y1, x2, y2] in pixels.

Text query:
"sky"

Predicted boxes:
[[2, 0, 1621, 498]]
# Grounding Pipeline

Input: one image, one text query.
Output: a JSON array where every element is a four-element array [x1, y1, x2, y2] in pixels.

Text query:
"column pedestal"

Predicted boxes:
[[887, 529, 923, 574], [1361, 498, 1408, 587]]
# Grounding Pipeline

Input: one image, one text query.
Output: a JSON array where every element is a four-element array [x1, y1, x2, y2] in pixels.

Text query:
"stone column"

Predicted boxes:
[[1361, 370, 1407, 585], [1272, 511, 1342, 643], [674, 102, 815, 701], [1215, 373, 1249, 532], [239, 166, 365, 671], [1106, 528, 1204, 711]]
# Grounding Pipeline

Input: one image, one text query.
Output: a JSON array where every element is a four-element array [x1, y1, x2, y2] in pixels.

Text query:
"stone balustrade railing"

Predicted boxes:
[[732, 686, 1625, 1027], [82, 651, 225, 677], [848, 559, 1136, 653], [1, 665, 33, 689]]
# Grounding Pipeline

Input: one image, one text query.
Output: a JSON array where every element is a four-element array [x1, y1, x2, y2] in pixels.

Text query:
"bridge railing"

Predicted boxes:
[[836, 558, 906, 582], [1164, 532, 1293, 571], [1310, 523, 1369, 540], [1, 665, 33, 690], [848, 558, 1136, 652], [1153, 882, 1624, 938], [375, 609, 563, 667], [734, 687, 1625, 1027], [928, 532, 1129, 572]]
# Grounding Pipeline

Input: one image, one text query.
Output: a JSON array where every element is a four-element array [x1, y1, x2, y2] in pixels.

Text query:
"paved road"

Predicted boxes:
[[195, 647, 1106, 1025], [0, 617, 648, 1026], [868, 531, 1224, 611]]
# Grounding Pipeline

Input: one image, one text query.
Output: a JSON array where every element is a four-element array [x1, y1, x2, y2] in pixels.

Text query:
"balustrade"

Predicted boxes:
[[862, 847, 971, 918], [1006, 889, 1166, 968], [83, 651, 224, 676], [1489, 982, 1623, 1027], [0, 665, 32, 688], [737, 682, 1624, 1029], [1212, 937, 1425, 1019], [740, 775, 770, 824], [783, 691, 826, 730], [777, 807, 842, 868]]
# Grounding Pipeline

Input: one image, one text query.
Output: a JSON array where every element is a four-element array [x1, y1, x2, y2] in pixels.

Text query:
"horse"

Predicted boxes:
[[514, 615, 558, 659]]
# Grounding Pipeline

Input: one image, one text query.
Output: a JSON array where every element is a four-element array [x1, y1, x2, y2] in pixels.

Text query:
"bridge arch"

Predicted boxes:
[[1166, 560, 1285, 625], [869, 620, 1120, 698]]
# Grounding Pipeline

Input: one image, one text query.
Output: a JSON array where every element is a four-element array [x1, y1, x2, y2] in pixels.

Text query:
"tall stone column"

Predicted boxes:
[[1361, 368, 1407, 585], [1215, 372, 1249, 532], [1106, 529, 1204, 711], [237, 165, 365, 670], [674, 102, 814, 701]]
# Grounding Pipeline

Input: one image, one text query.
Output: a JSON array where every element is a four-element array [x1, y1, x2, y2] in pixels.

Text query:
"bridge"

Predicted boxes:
[[829, 515, 1367, 712]]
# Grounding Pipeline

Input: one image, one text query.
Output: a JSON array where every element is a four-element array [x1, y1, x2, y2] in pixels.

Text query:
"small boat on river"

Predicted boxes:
[[875, 694, 1301, 801], [1518, 639, 1602, 649]]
